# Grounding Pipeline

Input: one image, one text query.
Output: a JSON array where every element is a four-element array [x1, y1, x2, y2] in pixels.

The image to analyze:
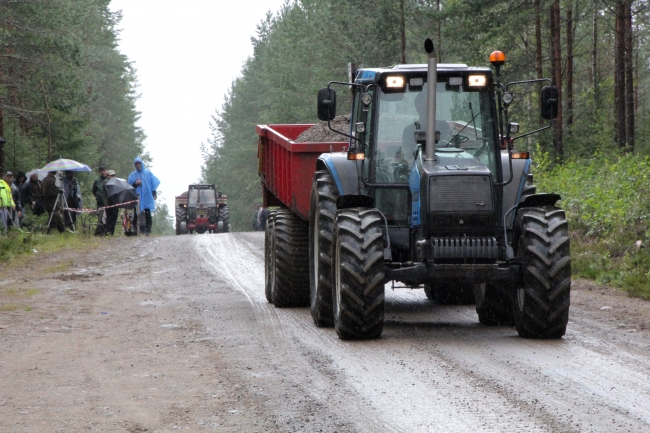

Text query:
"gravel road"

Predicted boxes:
[[1, 232, 649, 432]]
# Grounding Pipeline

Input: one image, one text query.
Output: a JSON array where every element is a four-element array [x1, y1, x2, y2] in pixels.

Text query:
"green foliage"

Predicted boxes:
[[151, 200, 175, 236], [0, 0, 144, 178], [536, 151, 650, 298]]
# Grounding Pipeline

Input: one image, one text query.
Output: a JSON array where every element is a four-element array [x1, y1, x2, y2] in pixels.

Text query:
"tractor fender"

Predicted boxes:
[[501, 153, 532, 218], [317, 153, 360, 196], [517, 193, 562, 209]]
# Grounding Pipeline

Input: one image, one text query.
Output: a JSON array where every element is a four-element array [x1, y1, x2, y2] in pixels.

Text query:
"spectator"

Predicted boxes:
[[3, 172, 22, 228], [252, 203, 261, 230], [128, 157, 160, 236], [92, 166, 108, 235], [103, 170, 119, 236], [0, 172, 18, 233], [42, 171, 65, 233], [62, 171, 82, 231], [252, 203, 268, 231], [20, 172, 44, 216]]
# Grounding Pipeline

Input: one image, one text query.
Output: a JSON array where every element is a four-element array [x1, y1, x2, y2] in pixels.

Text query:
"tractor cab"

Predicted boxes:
[[187, 184, 218, 234]]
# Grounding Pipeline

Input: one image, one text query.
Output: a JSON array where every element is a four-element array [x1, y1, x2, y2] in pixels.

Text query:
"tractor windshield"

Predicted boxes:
[[188, 189, 216, 207], [374, 82, 498, 181]]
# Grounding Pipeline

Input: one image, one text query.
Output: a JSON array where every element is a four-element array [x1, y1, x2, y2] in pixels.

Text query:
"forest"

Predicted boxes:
[[201, 0, 650, 297], [0, 0, 173, 234]]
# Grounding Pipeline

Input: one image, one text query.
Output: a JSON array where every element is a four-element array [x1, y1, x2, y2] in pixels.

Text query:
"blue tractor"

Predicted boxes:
[[308, 39, 569, 339]]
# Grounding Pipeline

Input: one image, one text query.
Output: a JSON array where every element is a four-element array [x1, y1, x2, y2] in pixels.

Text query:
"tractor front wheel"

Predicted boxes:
[[332, 208, 385, 340], [513, 206, 571, 338]]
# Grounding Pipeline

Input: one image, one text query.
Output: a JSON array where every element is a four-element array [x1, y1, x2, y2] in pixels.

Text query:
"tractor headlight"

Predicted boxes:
[[468, 75, 487, 87]]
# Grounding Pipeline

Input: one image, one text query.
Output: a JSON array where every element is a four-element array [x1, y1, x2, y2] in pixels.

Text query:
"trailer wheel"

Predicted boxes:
[[271, 210, 310, 307], [218, 205, 230, 233], [309, 171, 339, 327], [474, 282, 514, 326], [513, 206, 571, 338], [332, 208, 385, 340], [264, 211, 277, 303], [423, 283, 475, 304]]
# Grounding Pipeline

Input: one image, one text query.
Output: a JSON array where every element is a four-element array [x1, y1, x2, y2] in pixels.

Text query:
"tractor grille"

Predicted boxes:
[[429, 175, 492, 212], [431, 237, 498, 259]]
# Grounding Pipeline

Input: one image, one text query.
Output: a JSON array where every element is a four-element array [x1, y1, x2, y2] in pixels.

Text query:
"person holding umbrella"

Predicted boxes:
[[127, 157, 160, 236]]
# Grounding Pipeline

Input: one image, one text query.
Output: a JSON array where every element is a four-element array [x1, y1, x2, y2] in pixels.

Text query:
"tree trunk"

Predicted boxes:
[[535, 0, 543, 80], [551, 0, 563, 157], [399, 0, 406, 63], [566, 2, 574, 131], [0, 63, 4, 175], [624, 0, 634, 152], [436, 0, 442, 62], [615, 0, 626, 148], [592, 2, 598, 104]]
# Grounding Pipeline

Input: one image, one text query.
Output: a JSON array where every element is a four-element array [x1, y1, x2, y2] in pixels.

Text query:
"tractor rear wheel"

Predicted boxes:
[[271, 210, 309, 307], [332, 208, 385, 340], [264, 211, 277, 303], [513, 206, 571, 338], [424, 283, 475, 304], [474, 282, 514, 326], [218, 205, 230, 233], [309, 171, 339, 327]]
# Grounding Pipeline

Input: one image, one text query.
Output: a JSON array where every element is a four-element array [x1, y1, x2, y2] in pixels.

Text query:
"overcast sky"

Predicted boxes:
[[108, 0, 286, 210]]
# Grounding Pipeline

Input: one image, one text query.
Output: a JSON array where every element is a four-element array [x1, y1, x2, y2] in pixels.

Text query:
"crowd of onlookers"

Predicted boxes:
[[0, 157, 160, 236]]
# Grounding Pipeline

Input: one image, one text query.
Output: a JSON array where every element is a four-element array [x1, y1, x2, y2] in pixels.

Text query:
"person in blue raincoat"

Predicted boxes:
[[127, 157, 160, 236]]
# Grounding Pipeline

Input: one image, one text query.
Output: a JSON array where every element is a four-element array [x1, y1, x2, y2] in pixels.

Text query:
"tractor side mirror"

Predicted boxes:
[[541, 86, 558, 120], [317, 87, 337, 121]]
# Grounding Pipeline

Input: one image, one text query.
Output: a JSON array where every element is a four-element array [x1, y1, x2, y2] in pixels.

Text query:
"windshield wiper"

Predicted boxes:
[[451, 102, 482, 144]]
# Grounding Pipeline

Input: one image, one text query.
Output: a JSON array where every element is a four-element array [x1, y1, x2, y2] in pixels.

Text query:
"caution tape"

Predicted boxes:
[[64, 200, 139, 213]]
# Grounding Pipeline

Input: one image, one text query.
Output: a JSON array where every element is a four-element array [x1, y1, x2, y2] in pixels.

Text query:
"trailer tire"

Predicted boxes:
[[309, 171, 339, 327], [513, 206, 571, 339], [424, 283, 475, 304], [264, 211, 277, 303], [272, 210, 310, 307], [218, 205, 230, 233], [474, 282, 514, 326], [332, 208, 385, 340]]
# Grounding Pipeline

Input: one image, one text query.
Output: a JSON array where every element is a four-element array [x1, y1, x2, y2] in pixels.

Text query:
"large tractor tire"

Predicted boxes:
[[474, 282, 514, 326], [270, 210, 310, 307], [424, 283, 475, 305], [264, 211, 277, 303], [218, 205, 230, 233], [308, 171, 339, 327], [513, 206, 571, 338], [332, 208, 385, 340]]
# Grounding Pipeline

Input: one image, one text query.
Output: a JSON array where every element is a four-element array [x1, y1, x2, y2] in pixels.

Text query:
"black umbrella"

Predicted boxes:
[[105, 177, 138, 207]]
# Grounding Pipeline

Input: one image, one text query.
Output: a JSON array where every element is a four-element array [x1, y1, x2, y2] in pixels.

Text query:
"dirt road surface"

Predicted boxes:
[[1, 233, 649, 432]]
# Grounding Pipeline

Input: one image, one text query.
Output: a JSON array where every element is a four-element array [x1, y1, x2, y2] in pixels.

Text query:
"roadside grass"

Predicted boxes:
[[4, 288, 39, 297], [0, 227, 102, 267], [537, 150, 650, 300]]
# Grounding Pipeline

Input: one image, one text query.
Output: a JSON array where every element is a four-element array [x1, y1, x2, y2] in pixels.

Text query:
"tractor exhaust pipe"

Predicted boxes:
[[424, 38, 437, 161]]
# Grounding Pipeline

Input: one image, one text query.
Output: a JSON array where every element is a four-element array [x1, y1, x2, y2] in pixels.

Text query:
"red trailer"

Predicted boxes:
[[256, 124, 346, 220], [257, 123, 347, 308]]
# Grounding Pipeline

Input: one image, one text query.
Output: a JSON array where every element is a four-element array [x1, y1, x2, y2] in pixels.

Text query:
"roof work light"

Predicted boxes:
[[385, 76, 405, 89]]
